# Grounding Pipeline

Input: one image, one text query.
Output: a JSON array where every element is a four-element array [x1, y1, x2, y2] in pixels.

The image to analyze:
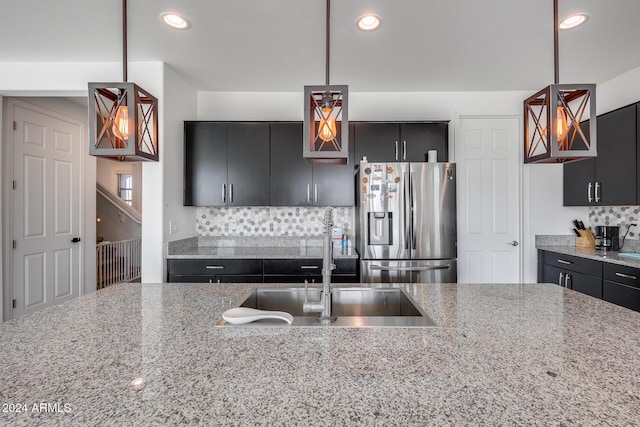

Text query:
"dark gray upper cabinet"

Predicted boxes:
[[270, 122, 313, 205], [269, 122, 355, 206], [226, 123, 270, 206], [184, 122, 269, 206], [184, 122, 227, 206], [353, 122, 448, 164], [564, 104, 637, 206]]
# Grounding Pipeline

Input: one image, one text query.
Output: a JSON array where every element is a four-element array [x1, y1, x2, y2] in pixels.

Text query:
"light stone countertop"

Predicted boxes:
[[166, 236, 359, 259], [1, 282, 639, 426]]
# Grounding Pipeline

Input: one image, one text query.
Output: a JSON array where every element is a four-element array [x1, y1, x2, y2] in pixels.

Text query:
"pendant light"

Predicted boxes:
[[523, 0, 596, 164], [88, 0, 159, 162], [303, 0, 349, 164]]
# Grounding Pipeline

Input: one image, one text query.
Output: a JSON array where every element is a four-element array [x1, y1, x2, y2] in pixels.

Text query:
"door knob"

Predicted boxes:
[[71, 237, 81, 243], [508, 240, 518, 246]]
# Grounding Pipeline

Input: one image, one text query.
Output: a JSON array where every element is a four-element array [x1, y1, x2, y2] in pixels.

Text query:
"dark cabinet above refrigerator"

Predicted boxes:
[[353, 122, 449, 164]]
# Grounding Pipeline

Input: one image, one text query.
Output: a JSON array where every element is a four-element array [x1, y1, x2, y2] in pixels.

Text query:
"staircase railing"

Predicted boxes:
[[96, 239, 142, 289]]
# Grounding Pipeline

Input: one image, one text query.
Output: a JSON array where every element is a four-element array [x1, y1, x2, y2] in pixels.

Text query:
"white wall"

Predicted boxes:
[[161, 64, 197, 280]]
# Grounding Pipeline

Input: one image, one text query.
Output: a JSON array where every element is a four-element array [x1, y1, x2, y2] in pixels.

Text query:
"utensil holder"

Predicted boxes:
[[575, 229, 596, 248]]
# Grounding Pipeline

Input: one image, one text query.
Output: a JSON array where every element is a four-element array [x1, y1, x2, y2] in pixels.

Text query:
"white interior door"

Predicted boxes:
[[10, 100, 81, 318], [456, 116, 521, 283]]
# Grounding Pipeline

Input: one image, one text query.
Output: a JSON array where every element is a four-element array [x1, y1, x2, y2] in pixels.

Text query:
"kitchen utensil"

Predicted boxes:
[[221, 307, 293, 325], [572, 228, 581, 237]]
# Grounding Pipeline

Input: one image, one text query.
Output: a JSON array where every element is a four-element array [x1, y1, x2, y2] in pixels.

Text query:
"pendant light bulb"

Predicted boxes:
[[318, 106, 337, 142], [112, 105, 129, 140], [556, 106, 568, 141]]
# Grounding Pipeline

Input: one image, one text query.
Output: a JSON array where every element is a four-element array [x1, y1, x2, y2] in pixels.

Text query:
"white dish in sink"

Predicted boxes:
[[221, 307, 293, 325]]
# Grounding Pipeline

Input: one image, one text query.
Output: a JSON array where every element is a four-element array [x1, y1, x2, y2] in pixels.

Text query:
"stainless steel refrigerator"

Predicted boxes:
[[356, 161, 457, 283]]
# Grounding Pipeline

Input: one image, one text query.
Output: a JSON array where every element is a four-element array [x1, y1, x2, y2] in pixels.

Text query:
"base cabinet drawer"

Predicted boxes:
[[168, 259, 263, 275], [603, 280, 640, 312]]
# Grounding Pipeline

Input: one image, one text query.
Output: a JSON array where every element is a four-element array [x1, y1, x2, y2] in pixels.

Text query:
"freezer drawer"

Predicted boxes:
[[361, 260, 457, 284]]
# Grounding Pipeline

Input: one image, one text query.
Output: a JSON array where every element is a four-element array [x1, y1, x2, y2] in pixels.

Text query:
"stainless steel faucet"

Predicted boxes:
[[303, 207, 337, 323]]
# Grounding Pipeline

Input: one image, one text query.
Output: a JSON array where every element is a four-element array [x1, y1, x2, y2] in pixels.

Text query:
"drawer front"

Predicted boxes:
[[334, 258, 357, 275], [603, 263, 640, 288], [263, 275, 323, 284], [539, 250, 601, 276], [603, 280, 640, 312], [264, 259, 323, 275], [168, 259, 263, 275], [168, 274, 216, 283], [569, 271, 603, 298]]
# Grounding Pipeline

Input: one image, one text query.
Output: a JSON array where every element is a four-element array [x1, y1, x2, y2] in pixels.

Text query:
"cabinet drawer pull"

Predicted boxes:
[[595, 181, 601, 203], [557, 259, 573, 265], [615, 272, 637, 280], [307, 183, 311, 203], [300, 265, 319, 269], [394, 140, 399, 160], [403, 140, 407, 160], [222, 184, 226, 203], [558, 272, 564, 286], [588, 182, 593, 203], [206, 265, 224, 269]]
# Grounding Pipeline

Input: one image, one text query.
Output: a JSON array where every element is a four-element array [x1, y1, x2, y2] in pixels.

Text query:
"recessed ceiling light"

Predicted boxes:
[[559, 13, 589, 30], [356, 14, 381, 31], [160, 12, 191, 30]]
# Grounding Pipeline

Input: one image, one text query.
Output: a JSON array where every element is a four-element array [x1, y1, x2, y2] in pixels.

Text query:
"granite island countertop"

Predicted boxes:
[[2, 282, 640, 425]]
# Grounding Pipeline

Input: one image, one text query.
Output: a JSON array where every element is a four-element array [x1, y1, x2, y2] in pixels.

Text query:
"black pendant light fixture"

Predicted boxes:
[[303, 0, 349, 164], [88, 0, 158, 162], [523, 0, 596, 164]]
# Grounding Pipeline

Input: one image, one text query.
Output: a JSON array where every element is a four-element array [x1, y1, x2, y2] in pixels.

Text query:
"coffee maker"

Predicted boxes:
[[595, 226, 620, 251]]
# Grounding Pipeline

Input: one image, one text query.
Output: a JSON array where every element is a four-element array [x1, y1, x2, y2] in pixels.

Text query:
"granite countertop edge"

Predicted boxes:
[[165, 236, 359, 259]]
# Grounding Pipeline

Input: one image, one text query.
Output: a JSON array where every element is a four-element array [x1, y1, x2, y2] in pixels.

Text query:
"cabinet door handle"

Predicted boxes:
[[565, 273, 571, 288], [300, 265, 319, 269], [206, 265, 224, 269], [595, 181, 601, 203], [403, 140, 407, 160], [557, 259, 572, 265], [615, 272, 637, 280], [588, 182, 593, 203], [222, 184, 226, 203], [394, 140, 399, 161], [558, 272, 564, 286], [230, 184, 234, 203], [307, 183, 311, 203], [314, 184, 318, 203]]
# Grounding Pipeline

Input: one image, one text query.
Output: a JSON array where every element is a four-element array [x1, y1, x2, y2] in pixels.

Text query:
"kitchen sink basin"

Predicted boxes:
[[216, 287, 437, 327]]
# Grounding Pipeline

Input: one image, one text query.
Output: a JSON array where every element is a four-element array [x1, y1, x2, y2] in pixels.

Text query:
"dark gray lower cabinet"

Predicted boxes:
[[537, 250, 602, 298], [263, 258, 358, 283], [167, 258, 358, 283], [603, 263, 640, 312], [538, 250, 640, 312], [167, 259, 263, 283]]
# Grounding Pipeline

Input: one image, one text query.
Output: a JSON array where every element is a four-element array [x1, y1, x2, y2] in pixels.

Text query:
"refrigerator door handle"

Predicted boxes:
[[404, 171, 410, 249], [370, 265, 450, 272], [411, 172, 417, 250]]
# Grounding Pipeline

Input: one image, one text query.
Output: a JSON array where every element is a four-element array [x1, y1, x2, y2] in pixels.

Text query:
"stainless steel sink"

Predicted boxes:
[[216, 287, 437, 327]]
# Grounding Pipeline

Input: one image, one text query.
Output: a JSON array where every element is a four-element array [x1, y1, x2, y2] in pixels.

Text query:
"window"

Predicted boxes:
[[118, 173, 133, 206]]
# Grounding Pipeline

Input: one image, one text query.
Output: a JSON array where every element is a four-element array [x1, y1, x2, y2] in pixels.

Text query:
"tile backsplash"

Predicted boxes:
[[589, 206, 640, 239], [197, 206, 354, 237]]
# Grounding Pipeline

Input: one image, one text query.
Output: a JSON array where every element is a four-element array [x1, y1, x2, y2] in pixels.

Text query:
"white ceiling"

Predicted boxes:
[[2, 0, 639, 93]]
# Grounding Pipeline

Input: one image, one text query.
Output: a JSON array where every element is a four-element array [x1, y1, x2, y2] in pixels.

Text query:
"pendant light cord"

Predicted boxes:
[[122, 0, 128, 81], [553, 0, 559, 84], [325, 0, 330, 85]]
